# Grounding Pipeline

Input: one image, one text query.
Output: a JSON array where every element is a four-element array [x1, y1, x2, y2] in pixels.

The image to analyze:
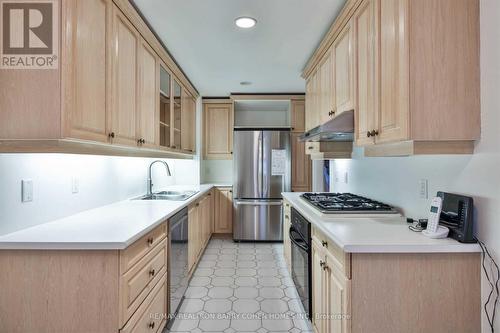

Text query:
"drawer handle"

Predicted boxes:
[[196, 203, 200, 207], [323, 264, 329, 271], [149, 268, 156, 277], [308, 146, 314, 150], [147, 237, 154, 246], [148, 321, 155, 329], [319, 260, 325, 267], [285, 216, 289, 220], [322, 240, 328, 248]]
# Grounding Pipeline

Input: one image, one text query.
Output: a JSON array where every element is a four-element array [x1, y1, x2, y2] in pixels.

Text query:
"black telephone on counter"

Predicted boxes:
[[436, 191, 475, 243]]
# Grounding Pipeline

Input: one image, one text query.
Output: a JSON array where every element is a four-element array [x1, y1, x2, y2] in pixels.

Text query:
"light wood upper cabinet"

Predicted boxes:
[[214, 187, 233, 234], [291, 133, 311, 192], [203, 102, 234, 159], [172, 79, 183, 150], [318, 50, 335, 124], [64, 0, 111, 143], [137, 39, 159, 148], [111, 6, 138, 146], [181, 92, 196, 153], [377, 0, 409, 144], [303, 0, 480, 156], [354, 0, 377, 146], [290, 100, 305, 133], [333, 21, 355, 117]]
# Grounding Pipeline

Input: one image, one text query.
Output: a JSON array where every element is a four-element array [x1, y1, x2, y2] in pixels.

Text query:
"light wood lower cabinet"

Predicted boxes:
[[0, 222, 169, 333], [188, 192, 214, 274], [214, 187, 233, 234], [291, 133, 311, 192], [305, 223, 481, 333]]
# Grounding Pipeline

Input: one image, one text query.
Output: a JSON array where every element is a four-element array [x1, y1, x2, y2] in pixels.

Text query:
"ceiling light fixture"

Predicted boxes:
[[235, 17, 257, 29]]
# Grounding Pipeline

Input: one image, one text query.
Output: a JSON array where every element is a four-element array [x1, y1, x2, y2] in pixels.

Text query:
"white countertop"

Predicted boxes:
[[0, 184, 217, 250], [283, 192, 481, 253]]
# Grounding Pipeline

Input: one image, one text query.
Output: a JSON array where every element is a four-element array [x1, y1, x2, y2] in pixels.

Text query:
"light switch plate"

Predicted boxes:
[[419, 179, 428, 199], [21, 179, 33, 202]]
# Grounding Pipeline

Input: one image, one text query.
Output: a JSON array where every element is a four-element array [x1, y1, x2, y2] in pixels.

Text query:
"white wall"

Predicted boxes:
[[330, 1, 500, 330], [0, 154, 200, 235], [202, 159, 233, 183]]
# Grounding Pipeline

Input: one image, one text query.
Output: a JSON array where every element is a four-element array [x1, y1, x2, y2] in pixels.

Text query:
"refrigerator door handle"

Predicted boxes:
[[234, 199, 283, 206], [257, 131, 263, 198]]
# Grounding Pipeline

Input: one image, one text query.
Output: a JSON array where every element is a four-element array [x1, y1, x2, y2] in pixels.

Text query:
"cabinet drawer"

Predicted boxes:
[[120, 273, 167, 333], [312, 226, 350, 278], [120, 239, 167, 327], [121, 223, 167, 273], [305, 142, 320, 155]]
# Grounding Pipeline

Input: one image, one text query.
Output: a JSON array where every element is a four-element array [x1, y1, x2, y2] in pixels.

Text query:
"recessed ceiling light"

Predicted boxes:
[[240, 81, 252, 86], [235, 17, 257, 29]]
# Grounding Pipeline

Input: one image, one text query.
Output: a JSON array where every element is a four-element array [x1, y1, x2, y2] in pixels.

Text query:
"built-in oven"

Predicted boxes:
[[289, 207, 312, 319]]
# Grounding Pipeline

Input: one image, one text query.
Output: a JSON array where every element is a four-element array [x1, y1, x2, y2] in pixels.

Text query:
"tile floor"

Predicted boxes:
[[167, 238, 313, 333]]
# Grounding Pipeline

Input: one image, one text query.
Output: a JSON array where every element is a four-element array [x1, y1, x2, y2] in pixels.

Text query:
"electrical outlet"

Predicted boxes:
[[71, 177, 79, 194], [21, 179, 33, 202], [419, 179, 428, 199]]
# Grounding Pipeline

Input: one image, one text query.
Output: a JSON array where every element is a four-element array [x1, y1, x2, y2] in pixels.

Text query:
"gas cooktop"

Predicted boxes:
[[300, 192, 399, 215]]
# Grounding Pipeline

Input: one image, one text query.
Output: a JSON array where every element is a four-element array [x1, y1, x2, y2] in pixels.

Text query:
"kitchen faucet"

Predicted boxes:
[[147, 160, 172, 195]]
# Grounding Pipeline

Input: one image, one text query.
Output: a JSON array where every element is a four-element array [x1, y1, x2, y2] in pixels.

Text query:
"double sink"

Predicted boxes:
[[135, 190, 198, 201]]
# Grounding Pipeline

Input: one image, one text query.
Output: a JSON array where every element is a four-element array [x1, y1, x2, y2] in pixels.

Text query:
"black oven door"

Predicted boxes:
[[290, 226, 311, 318]]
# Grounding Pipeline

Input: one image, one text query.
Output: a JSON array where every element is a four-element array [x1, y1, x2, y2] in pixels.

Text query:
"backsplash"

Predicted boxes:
[[0, 154, 199, 235]]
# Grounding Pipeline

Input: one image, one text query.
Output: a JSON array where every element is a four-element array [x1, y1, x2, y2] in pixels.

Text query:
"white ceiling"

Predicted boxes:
[[133, 0, 346, 96]]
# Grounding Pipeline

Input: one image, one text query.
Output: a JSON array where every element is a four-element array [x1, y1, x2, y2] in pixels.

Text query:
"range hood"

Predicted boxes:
[[300, 109, 354, 142]]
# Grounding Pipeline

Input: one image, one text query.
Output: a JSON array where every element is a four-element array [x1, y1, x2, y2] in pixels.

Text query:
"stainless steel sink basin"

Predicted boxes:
[[134, 190, 198, 201]]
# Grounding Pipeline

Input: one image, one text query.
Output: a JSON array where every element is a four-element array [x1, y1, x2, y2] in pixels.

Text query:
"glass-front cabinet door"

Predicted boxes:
[[172, 79, 182, 149], [159, 64, 171, 148]]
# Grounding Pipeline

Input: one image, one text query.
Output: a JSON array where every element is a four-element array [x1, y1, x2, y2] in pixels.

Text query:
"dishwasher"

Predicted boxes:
[[168, 207, 189, 322]]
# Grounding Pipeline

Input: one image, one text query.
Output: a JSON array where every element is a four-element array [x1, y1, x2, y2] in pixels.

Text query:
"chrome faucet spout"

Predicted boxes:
[[147, 160, 172, 195]]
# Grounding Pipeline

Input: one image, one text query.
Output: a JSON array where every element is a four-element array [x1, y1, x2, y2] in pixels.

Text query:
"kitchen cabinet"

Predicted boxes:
[[137, 39, 159, 148], [214, 187, 233, 234], [333, 21, 355, 117], [0, 0, 198, 158], [303, 0, 480, 156], [305, 71, 321, 131], [110, 6, 139, 147], [290, 99, 306, 133], [188, 192, 214, 274], [159, 63, 172, 149], [0, 222, 169, 333], [181, 91, 197, 153], [291, 133, 311, 192], [353, 0, 377, 147], [318, 50, 334, 124], [63, 0, 111, 143], [203, 101, 234, 159]]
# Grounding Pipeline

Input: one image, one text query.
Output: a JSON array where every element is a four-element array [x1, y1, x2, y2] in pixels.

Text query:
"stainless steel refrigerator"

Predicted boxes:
[[233, 129, 291, 241]]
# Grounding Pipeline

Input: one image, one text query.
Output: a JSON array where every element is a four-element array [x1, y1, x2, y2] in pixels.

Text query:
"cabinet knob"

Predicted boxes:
[[322, 240, 328, 248], [370, 130, 379, 137], [141, 139, 146, 144], [322, 264, 328, 271], [148, 322, 155, 329], [367, 131, 372, 138], [149, 268, 156, 277], [196, 203, 200, 207], [147, 237, 154, 246], [108, 132, 115, 139], [320, 260, 325, 267], [172, 145, 177, 149], [308, 146, 314, 150]]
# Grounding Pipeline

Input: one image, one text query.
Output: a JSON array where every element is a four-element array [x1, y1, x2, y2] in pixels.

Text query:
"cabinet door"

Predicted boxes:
[[203, 103, 233, 159], [181, 92, 196, 153], [312, 242, 326, 333], [319, 50, 334, 124], [137, 39, 158, 148], [334, 21, 355, 117], [325, 252, 351, 333], [214, 188, 233, 234], [172, 79, 182, 150], [159, 63, 172, 149], [290, 100, 305, 133], [377, 0, 409, 143], [111, 6, 138, 146], [291, 133, 311, 192], [187, 204, 198, 272], [65, 0, 110, 142], [305, 78, 313, 131], [354, 0, 377, 146]]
